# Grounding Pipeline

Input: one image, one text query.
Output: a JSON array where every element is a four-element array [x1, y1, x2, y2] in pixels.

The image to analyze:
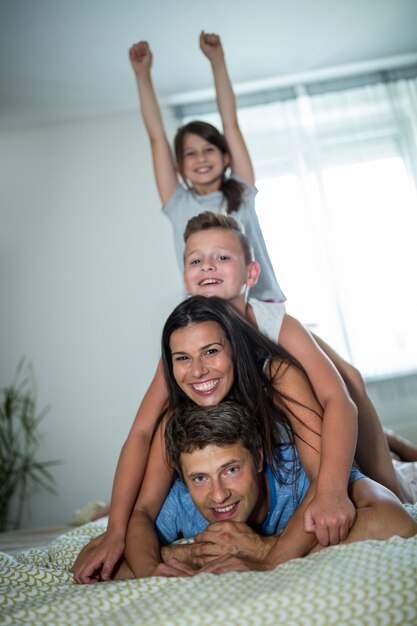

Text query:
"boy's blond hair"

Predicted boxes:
[[183, 211, 254, 265]]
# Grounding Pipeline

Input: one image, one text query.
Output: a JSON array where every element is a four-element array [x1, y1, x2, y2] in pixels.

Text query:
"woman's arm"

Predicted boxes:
[[129, 41, 178, 205], [200, 32, 254, 185], [190, 360, 350, 573], [72, 360, 169, 584], [270, 333, 357, 546], [124, 419, 175, 577], [107, 361, 168, 534]]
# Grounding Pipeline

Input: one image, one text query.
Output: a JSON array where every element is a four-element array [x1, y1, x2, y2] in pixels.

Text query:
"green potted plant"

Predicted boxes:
[[0, 359, 60, 531]]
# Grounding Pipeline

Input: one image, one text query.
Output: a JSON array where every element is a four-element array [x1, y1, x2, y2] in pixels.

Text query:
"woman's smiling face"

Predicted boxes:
[[170, 321, 234, 406]]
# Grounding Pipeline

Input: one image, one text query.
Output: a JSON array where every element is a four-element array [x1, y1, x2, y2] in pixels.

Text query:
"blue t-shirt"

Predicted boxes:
[[155, 445, 363, 545]]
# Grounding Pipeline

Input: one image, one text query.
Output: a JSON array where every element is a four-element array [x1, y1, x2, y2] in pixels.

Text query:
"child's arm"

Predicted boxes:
[[72, 360, 169, 584], [124, 419, 175, 577], [200, 32, 255, 185], [129, 41, 178, 205], [278, 314, 357, 545]]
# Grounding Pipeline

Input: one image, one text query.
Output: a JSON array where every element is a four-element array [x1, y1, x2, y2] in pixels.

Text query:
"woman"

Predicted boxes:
[[71, 296, 417, 581]]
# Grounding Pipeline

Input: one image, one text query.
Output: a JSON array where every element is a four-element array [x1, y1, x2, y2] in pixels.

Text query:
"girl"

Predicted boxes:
[[129, 32, 283, 302]]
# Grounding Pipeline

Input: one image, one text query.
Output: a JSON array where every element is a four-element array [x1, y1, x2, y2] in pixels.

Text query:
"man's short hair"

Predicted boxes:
[[165, 400, 262, 480], [183, 211, 254, 265]]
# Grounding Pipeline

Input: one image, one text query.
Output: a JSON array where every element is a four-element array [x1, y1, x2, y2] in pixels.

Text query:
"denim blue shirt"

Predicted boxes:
[[155, 445, 363, 545]]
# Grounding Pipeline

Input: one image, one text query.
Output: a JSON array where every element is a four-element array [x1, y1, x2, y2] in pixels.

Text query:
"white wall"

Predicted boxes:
[[0, 109, 183, 528]]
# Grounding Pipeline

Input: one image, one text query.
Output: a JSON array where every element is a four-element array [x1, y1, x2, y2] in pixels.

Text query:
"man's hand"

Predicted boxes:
[[153, 558, 196, 578], [198, 553, 275, 575], [129, 41, 152, 76], [71, 532, 125, 584], [161, 542, 194, 566], [304, 491, 356, 545], [190, 521, 277, 568]]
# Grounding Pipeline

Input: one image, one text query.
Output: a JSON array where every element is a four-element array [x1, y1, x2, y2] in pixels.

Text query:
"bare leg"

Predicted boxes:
[[384, 427, 417, 462], [310, 477, 417, 555], [311, 333, 409, 502]]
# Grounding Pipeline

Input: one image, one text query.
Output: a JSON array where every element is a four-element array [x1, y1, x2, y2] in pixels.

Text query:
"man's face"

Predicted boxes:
[[180, 441, 262, 525], [183, 229, 258, 304]]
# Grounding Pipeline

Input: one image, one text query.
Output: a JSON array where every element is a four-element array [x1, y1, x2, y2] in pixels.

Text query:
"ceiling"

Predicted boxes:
[[1, 0, 417, 130]]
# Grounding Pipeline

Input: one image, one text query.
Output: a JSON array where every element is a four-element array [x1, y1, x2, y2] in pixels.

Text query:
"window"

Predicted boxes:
[[256, 154, 417, 377], [178, 74, 417, 378]]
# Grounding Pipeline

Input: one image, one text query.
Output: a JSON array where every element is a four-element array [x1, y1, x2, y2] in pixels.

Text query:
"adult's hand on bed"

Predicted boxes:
[[304, 491, 356, 546], [71, 532, 125, 584], [190, 521, 277, 567]]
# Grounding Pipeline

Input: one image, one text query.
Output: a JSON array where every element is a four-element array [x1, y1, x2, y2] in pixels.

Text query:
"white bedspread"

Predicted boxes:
[[1, 506, 417, 626]]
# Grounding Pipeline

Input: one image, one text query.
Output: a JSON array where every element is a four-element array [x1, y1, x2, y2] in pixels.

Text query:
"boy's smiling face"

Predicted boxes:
[[183, 228, 260, 305]]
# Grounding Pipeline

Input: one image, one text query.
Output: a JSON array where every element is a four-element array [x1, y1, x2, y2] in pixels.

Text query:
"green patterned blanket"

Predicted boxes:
[[1, 508, 417, 626]]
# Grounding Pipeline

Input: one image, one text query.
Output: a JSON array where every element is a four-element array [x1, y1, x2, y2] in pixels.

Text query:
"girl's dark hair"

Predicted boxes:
[[161, 296, 321, 476], [174, 121, 244, 214]]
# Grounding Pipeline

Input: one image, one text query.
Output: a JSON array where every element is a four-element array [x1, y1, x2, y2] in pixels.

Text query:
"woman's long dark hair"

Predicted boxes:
[[161, 296, 322, 474], [174, 121, 244, 214]]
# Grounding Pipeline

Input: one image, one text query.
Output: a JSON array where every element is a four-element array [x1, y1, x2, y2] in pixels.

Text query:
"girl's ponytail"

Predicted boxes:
[[220, 174, 244, 214]]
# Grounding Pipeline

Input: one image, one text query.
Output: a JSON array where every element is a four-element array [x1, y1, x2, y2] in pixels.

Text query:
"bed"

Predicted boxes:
[[1, 505, 417, 626]]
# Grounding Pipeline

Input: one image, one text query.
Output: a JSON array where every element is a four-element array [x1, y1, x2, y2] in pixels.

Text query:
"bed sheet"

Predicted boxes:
[[1, 505, 417, 626]]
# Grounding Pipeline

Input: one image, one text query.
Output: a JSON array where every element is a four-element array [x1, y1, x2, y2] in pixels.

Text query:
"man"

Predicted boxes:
[[152, 401, 310, 577], [77, 400, 414, 579]]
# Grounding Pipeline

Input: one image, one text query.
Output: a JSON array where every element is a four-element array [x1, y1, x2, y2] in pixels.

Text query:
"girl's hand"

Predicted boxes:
[[199, 31, 224, 62], [129, 41, 152, 76]]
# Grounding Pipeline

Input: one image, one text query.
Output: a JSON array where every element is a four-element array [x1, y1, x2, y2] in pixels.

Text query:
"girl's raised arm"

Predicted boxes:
[[200, 32, 255, 185], [129, 41, 178, 205]]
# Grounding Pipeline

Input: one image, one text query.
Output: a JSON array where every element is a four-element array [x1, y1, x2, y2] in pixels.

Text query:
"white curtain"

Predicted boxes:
[[180, 75, 417, 378]]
